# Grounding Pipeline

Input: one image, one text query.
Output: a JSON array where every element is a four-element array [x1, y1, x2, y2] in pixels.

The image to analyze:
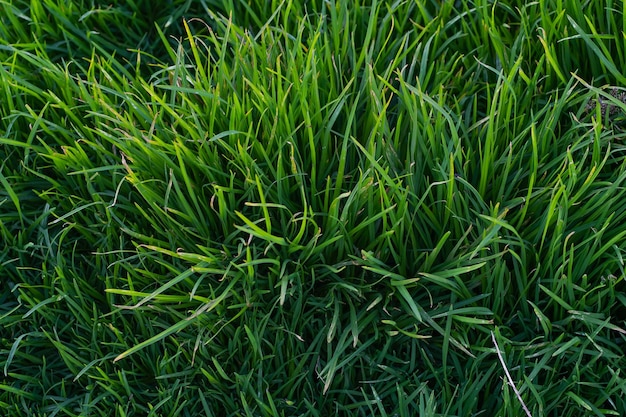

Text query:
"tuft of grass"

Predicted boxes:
[[2, 0, 626, 416]]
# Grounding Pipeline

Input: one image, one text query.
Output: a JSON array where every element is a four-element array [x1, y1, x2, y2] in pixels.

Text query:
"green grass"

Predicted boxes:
[[1, 0, 626, 415]]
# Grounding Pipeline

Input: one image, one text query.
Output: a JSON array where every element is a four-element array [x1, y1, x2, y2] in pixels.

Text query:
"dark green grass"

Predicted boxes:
[[2, 0, 626, 416]]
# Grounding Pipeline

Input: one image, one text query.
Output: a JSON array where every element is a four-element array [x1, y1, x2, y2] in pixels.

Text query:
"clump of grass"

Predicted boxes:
[[2, 0, 626, 416]]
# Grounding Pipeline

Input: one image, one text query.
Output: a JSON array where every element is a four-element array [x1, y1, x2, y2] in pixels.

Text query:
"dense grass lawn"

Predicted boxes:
[[2, 0, 626, 415]]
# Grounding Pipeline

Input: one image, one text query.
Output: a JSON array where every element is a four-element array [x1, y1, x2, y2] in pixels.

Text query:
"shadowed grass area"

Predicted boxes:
[[1, 0, 626, 416]]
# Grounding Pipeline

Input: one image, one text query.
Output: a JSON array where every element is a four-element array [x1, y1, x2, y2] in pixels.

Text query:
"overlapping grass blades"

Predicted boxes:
[[2, 0, 626, 416]]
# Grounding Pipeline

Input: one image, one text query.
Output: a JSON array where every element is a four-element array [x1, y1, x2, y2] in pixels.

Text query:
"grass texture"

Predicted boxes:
[[1, 0, 626, 415]]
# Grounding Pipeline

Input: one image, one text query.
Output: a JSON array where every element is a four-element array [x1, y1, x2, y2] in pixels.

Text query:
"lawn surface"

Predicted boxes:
[[1, 0, 626, 416]]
